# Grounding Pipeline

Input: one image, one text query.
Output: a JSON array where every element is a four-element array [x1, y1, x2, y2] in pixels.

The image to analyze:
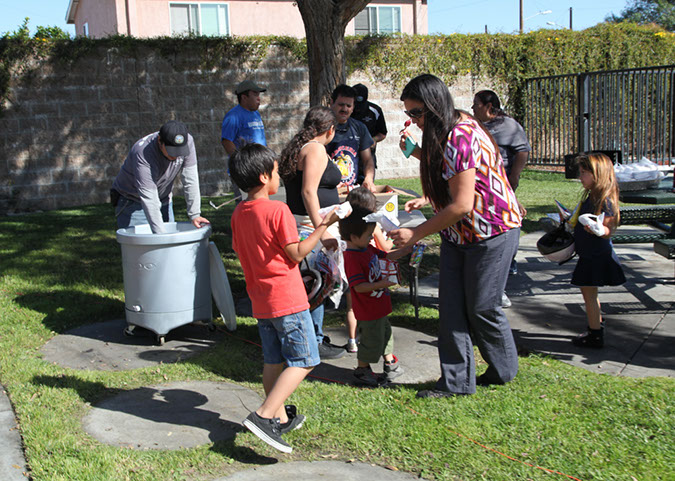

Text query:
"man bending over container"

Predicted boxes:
[[111, 120, 210, 233]]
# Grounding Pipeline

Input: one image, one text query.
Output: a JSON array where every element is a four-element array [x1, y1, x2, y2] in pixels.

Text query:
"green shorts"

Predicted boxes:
[[357, 316, 393, 365]]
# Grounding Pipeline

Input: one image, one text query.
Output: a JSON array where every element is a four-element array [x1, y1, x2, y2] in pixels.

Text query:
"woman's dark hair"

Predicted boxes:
[[475, 90, 506, 118], [279, 106, 336, 182], [229, 141, 277, 193], [400, 74, 458, 209]]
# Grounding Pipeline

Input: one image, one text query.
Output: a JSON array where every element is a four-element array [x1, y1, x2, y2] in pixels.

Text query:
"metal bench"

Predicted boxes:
[[654, 239, 675, 259], [612, 205, 675, 244]]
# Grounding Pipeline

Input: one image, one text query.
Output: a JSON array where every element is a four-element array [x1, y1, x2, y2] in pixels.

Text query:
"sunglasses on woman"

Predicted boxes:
[[404, 108, 426, 119]]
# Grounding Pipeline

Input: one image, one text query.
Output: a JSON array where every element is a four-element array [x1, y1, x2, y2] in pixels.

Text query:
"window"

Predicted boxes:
[[82, 22, 89, 37], [170, 3, 229, 36], [354, 6, 401, 35]]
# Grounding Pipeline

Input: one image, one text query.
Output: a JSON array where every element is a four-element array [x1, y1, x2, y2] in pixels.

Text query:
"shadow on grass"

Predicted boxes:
[[15, 290, 124, 333], [0, 204, 124, 290]]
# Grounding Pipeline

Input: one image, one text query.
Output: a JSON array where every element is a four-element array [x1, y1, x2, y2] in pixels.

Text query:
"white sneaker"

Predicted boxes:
[[501, 293, 512, 308], [347, 338, 358, 353]]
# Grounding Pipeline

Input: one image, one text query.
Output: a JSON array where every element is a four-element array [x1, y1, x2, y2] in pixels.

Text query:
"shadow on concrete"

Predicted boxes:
[[502, 236, 675, 377], [39, 318, 226, 371], [30, 375, 275, 463]]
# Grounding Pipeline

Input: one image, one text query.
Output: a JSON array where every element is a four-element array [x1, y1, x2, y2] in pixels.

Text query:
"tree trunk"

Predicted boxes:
[[296, 0, 371, 106]]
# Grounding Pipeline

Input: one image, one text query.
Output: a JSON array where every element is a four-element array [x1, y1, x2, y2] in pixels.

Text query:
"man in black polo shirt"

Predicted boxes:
[[351, 83, 387, 184]]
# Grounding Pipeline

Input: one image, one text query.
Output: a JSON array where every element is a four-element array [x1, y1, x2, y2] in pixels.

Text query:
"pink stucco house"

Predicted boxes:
[[65, 0, 428, 38]]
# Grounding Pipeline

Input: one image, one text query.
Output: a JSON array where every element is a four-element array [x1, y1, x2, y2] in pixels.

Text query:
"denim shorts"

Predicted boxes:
[[257, 309, 320, 368]]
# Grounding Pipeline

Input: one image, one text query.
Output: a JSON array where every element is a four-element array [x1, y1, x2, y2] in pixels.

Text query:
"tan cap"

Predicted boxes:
[[235, 80, 267, 95]]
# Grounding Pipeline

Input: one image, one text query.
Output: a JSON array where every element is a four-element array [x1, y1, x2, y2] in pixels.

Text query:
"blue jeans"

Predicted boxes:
[[257, 309, 320, 368], [115, 196, 174, 229]]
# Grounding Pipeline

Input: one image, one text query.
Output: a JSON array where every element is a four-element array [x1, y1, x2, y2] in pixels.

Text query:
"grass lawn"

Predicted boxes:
[[0, 170, 672, 480]]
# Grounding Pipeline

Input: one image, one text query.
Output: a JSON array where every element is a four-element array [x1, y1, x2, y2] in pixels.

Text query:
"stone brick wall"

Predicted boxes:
[[1, 45, 502, 215]]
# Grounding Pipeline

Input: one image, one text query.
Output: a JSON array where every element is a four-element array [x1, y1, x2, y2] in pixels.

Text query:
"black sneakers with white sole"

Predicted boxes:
[[243, 411, 292, 453]]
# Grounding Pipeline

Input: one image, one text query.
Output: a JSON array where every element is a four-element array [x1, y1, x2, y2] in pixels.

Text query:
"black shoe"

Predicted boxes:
[[279, 405, 305, 434], [572, 329, 604, 348], [353, 366, 388, 387], [242, 412, 292, 453], [476, 374, 505, 387], [416, 389, 467, 399], [383, 355, 404, 381], [318, 337, 345, 360]]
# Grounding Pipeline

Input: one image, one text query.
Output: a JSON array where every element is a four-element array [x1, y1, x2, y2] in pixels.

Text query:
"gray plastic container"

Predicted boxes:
[[116, 222, 212, 342]]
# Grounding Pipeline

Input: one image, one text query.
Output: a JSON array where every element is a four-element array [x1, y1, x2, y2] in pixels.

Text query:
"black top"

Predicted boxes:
[[352, 101, 388, 138], [571, 197, 625, 287], [286, 157, 341, 216], [573, 198, 615, 258]]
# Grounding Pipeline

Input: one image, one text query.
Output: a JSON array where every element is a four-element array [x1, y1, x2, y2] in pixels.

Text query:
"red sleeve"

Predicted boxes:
[[231, 206, 239, 254], [274, 202, 300, 248], [344, 251, 367, 288]]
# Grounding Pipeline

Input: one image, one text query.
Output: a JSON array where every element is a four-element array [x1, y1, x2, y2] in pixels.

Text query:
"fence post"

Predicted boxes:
[[577, 73, 590, 153]]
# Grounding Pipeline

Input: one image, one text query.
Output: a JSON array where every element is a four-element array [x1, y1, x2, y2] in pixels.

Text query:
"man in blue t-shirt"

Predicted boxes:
[[327, 84, 375, 192], [221, 80, 267, 199]]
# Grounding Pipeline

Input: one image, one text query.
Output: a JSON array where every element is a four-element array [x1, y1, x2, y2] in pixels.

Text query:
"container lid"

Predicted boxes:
[[208, 242, 237, 331], [116, 222, 212, 246]]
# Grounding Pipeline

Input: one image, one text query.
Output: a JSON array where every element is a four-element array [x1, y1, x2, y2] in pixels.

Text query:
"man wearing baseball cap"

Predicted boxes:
[[221, 80, 267, 200], [111, 120, 210, 234]]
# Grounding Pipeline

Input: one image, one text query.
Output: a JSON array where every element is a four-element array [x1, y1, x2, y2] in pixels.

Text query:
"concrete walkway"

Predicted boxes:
[[0, 386, 27, 480], [216, 461, 425, 480], [410, 226, 675, 378], [41, 320, 224, 371], [83, 381, 261, 450]]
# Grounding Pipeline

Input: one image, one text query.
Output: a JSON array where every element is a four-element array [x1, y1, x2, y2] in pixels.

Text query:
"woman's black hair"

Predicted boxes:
[[279, 106, 336, 182], [228, 141, 277, 193], [400, 74, 458, 209], [475, 90, 506, 118]]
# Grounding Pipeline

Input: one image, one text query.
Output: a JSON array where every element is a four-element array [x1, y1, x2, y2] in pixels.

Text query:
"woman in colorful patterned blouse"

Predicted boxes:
[[390, 74, 522, 398]]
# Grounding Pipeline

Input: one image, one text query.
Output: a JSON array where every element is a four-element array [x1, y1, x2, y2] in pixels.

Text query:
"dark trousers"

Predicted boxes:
[[436, 228, 520, 394]]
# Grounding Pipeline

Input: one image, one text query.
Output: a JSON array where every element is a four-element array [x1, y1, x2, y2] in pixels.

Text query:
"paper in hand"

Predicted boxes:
[[363, 212, 400, 233], [318, 201, 353, 219]]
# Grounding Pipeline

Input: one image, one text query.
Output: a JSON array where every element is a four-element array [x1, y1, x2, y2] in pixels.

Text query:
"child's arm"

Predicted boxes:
[[598, 214, 615, 239], [352, 279, 396, 294], [372, 225, 394, 252], [283, 208, 340, 263]]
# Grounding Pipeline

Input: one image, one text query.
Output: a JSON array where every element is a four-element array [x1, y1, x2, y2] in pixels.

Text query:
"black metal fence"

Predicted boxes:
[[525, 65, 675, 166]]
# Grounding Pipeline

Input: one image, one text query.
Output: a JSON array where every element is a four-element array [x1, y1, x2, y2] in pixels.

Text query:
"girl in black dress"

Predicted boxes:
[[571, 153, 626, 348]]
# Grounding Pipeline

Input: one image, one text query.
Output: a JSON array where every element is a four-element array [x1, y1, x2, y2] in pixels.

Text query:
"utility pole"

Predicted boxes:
[[519, 0, 524, 34], [569, 7, 573, 30]]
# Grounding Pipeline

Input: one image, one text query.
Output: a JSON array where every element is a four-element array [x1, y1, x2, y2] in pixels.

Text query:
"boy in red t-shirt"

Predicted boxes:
[[339, 197, 408, 386], [230, 142, 340, 453]]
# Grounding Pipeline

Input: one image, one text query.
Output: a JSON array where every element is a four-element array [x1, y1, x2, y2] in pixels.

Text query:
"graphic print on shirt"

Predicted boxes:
[[329, 144, 358, 186], [368, 255, 384, 298], [441, 119, 522, 245]]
